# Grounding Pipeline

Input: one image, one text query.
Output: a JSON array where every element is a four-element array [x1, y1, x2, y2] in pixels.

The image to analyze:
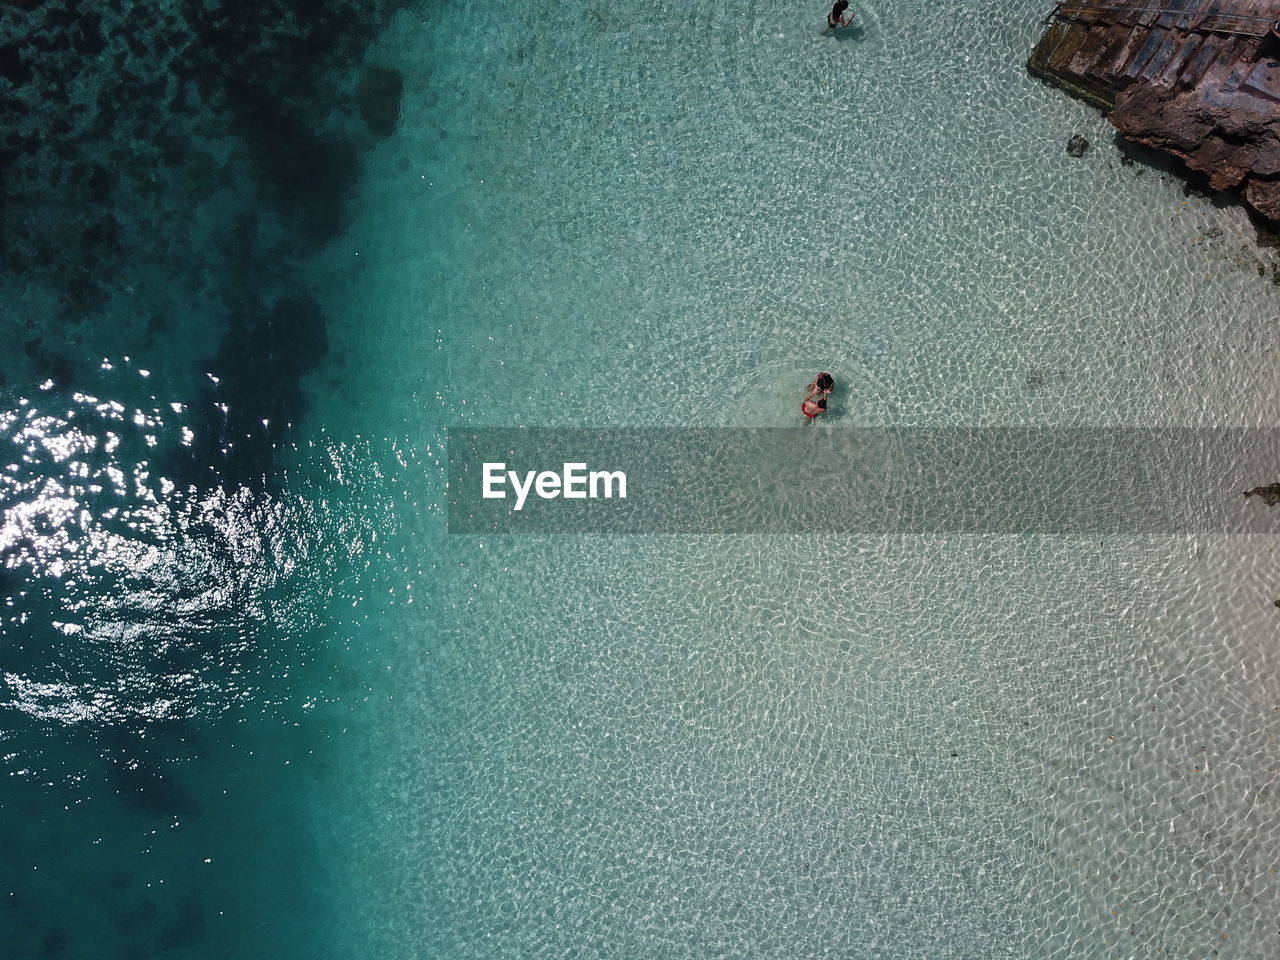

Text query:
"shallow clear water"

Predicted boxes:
[[5, 0, 1280, 957], [310, 2, 1280, 956]]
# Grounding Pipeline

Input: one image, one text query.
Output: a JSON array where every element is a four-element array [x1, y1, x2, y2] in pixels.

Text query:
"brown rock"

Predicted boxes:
[[1110, 76, 1280, 224], [1246, 176, 1280, 221], [1029, 8, 1280, 229]]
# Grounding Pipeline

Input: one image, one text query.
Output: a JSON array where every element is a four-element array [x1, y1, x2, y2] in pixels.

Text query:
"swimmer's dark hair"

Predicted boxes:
[[817, 397, 827, 409], [832, 0, 849, 12], [816, 373, 834, 391]]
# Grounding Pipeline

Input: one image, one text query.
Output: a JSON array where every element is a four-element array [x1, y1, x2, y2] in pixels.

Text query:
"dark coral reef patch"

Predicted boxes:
[[359, 65, 405, 138], [1, 0, 410, 450]]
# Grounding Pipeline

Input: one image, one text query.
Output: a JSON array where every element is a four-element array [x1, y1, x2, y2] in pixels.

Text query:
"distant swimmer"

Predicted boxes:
[[801, 372, 833, 419], [827, 1, 854, 29]]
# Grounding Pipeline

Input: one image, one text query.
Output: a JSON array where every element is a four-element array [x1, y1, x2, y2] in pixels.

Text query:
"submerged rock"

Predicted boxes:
[[1244, 482, 1280, 507], [71, 11, 105, 57], [112, 760, 202, 818], [23, 337, 73, 384], [158, 894, 207, 951], [229, 82, 359, 248], [1245, 175, 1280, 223], [259, 293, 329, 378], [1066, 134, 1089, 158], [39, 929, 66, 957], [359, 65, 404, 138], [0, 41, 32, 86]]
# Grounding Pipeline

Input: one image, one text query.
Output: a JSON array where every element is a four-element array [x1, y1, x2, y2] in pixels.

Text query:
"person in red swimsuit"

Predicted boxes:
[[801, 391, 827, 418], [801, 372, 833, 419]]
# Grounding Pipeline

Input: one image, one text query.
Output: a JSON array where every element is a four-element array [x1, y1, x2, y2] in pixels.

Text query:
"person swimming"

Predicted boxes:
[[801, 390, 828, 419], [827, 1, 854, 28], [802, 371, 833, 419]]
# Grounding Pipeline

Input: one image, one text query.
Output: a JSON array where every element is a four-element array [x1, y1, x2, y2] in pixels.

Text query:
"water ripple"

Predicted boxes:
[[0, 372, 396, 739]]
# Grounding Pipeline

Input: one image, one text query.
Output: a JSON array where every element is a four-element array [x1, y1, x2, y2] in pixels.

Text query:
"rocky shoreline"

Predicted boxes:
[[1028, 3, 1280, 233], [1110, 67, 1280, 224]]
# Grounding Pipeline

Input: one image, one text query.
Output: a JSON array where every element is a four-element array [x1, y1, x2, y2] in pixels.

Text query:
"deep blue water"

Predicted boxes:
[[2, 2, 405, 957], [6, 1, 1280, 958]]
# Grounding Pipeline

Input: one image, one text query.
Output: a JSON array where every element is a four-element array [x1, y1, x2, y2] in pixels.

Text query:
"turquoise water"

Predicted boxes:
[[5, 0, 1280, 957]]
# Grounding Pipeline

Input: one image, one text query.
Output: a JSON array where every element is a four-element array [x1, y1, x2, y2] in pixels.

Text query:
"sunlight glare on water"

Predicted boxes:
[[4, 0, 1280, 957]]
